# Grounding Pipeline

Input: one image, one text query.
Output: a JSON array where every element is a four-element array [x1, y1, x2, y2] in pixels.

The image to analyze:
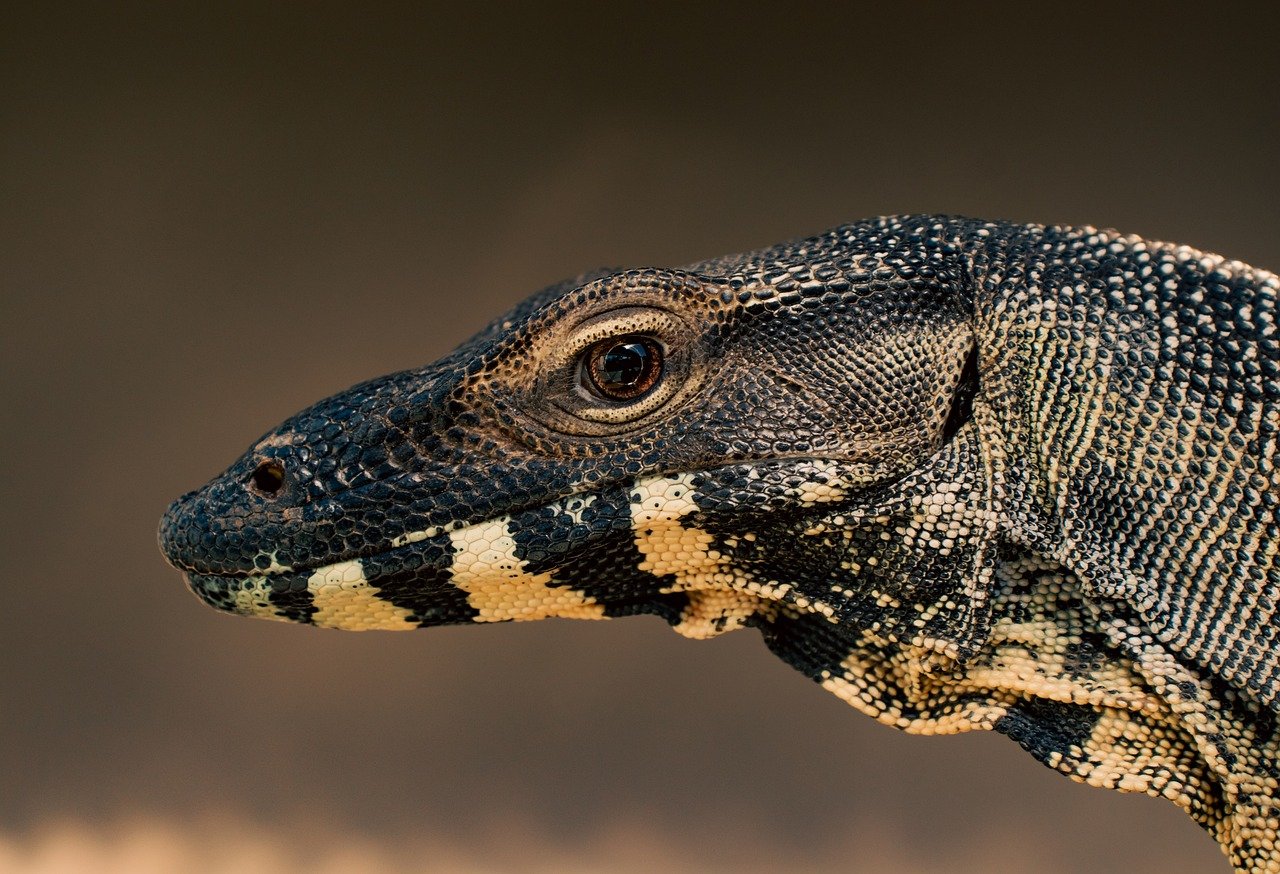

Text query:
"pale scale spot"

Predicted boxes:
[[389, 525, 445, 548], [252, 551, 293, 575]]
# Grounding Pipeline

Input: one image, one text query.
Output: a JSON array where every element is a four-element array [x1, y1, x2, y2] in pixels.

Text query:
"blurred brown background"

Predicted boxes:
[[1, 4, 1275, 872]]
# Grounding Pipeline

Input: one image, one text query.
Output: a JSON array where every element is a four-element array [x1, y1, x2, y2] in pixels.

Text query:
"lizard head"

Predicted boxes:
[[160, 224, 985, 653], [158, 219, 1280, 865]]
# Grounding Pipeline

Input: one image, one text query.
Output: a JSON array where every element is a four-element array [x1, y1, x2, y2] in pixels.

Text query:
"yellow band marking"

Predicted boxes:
[[448, 517, 605, 622], [307, 559, 417, 630]]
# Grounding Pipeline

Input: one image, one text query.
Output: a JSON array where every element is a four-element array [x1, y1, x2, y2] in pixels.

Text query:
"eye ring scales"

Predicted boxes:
[[583, 336, 664, 401]]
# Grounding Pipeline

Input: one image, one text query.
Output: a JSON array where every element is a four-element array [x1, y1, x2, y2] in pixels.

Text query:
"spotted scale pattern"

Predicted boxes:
[[161, 216, 1278, 871]]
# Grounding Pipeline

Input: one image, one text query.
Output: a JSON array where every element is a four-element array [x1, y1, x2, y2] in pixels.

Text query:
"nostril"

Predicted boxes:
[[250, 459, 286, 496]]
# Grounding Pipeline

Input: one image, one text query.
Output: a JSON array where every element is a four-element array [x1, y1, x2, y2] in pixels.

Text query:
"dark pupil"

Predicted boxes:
[[599, 342, 649, 387]]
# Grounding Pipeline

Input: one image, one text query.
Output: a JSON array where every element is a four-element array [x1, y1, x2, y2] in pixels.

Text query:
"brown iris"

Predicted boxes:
[[584, 336, 663, 401]]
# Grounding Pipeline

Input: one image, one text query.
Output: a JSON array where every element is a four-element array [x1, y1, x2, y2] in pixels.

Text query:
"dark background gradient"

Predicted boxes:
[[2, 5, 1275, 872]]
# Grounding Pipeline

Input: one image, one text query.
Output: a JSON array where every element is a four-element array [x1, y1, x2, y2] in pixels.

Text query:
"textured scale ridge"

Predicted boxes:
[[159, 216, 1280, 872]]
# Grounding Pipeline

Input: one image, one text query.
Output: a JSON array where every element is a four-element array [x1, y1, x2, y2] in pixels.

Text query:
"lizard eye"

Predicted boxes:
[[583, 336, 663, 401], [526, 304, 696, 432]]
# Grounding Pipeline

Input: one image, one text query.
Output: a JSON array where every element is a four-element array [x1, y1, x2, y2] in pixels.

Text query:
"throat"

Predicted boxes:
[[758, 546, 1278, 867]]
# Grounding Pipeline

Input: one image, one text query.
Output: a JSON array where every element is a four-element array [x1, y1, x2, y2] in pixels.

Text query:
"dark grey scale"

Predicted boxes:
[[1059, 629, 1115, 681], [267, 571, 318, 624], [508, 484, 690, 623], [753, 610, 861, 688], [359, 535, 478, 627], [993, 698, 1104, 765]]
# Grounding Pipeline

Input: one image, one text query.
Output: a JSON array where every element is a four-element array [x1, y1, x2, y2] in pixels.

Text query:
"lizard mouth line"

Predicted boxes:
[[180, 453, 904, 626], [176, 453, 906, 581]]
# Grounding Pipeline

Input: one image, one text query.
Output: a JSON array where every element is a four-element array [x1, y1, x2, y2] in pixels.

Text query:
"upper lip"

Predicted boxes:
[[160, 480, 565, 580], [164, 453, 900, 580]]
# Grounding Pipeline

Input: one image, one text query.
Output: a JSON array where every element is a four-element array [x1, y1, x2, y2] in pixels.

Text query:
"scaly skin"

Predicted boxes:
[[159, 216, 1280, 871]]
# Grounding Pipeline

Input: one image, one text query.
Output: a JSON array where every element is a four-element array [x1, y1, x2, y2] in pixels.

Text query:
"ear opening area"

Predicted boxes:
[[941, 342, 979, 444]]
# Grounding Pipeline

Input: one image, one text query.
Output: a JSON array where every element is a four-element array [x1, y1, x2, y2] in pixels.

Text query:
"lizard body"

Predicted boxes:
[[159, 216, 1280, 871]]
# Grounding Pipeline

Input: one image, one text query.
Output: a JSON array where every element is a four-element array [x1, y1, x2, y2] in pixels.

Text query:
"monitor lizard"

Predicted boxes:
[[159, 215, 1280, 871]]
